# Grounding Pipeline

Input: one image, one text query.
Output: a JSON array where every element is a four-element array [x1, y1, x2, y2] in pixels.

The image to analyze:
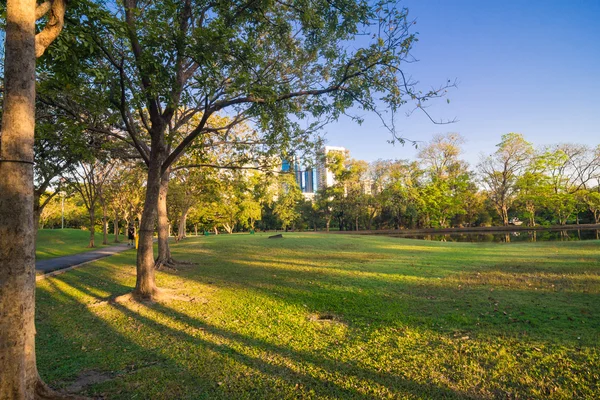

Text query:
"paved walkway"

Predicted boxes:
[[36, 243, 134, 276]]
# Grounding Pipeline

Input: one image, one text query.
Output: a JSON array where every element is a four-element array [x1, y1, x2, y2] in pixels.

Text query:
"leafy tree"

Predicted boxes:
[[579, 189, 600, 224], [44, 0, 452, 299], [418, 133, 470, 228], [63, 157, 115, 247], [477, 133, 533, 225], [274, 174, 303, 230], [33, 100, 90, 229]]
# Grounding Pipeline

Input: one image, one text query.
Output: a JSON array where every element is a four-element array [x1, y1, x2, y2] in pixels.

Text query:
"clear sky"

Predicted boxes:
[[323, 0, 600, 167]]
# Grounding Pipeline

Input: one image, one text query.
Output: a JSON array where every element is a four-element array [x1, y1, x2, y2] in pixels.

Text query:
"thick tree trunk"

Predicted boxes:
[[0, 1, 70, 398], [155, 169, 177, 269], [0, 2, 38, 397], [133, 145, 163, 300]]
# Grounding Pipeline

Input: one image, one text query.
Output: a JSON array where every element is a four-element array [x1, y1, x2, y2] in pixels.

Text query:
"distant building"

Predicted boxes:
[[316, 146, 347, 189], [282, 157, 318, 201]]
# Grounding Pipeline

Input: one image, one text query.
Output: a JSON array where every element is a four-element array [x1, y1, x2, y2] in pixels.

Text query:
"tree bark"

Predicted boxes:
[[113, 214, 120, 242], [133, 144, 163, 300], [88, 208, 95, 248], [102, 203, 108, 245], [0, 2, 38, 397], [178, 206, 189, 241], [0, 1, 71, 398], [155, 169, 176, 268]]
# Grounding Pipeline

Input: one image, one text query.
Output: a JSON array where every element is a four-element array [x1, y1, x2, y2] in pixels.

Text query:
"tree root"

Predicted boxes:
[[114, 288, 191, 304], [154, 257, 197, 270], [35, 378, 95, 400], [154, 257, 179, 271]]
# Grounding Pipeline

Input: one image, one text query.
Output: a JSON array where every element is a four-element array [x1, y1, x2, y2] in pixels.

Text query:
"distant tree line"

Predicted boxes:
[[39, 132, 600, 236]]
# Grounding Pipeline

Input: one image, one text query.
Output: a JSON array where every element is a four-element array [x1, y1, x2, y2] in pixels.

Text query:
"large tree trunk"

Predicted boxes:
[[133, 145, 163, 300], [0, 2, 38, 397], [0, 1, 70, 398], [155, 168, 175, 269]]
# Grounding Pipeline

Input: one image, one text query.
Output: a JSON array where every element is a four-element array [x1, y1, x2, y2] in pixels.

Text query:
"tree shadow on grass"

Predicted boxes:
[[38, 276, 475, 399], [163, 245, 600, 348]]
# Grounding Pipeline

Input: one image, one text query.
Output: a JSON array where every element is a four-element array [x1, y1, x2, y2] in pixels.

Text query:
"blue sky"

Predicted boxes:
[[323, 0, 600, 167]]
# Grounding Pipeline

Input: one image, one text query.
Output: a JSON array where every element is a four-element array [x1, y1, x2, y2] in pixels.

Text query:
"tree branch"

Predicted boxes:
[[35, 0, 66, 58]]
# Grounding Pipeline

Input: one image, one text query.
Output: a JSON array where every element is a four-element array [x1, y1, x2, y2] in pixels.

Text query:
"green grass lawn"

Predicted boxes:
[[36, 233, 600, 399], [36, 229, 121, 260]]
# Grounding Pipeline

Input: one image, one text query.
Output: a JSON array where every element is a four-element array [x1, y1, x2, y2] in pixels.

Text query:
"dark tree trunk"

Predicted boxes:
[[102, 203, 108, 245], [88, 208, 95, 248], [114, 214, 120, 242], [133, 143, 164, 300]]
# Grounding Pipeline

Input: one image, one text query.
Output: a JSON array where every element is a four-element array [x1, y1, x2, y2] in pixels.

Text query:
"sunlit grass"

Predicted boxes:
[[36, 228, 119, 260], [36, 233, 600, 399]]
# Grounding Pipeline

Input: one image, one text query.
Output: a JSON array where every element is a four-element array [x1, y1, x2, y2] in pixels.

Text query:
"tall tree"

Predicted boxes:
[[418, 133, 470, 228], [477, 133, 533, 225], [46, 0, 452, 300], [0, 0, 71, 398]]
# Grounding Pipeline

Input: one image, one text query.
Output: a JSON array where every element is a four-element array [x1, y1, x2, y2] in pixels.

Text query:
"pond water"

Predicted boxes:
[[391, 229, 600, 243]]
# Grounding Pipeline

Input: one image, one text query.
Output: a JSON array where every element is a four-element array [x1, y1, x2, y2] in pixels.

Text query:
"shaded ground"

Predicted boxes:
[[36, 233, 600, 399]]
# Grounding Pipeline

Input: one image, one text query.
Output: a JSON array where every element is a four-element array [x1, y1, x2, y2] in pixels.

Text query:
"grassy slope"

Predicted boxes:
[[36, 233, 600, 399], [36, 229, 120, 260]]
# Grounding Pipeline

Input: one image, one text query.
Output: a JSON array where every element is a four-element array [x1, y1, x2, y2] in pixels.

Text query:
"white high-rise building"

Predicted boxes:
[[316, 146, 347, 190]]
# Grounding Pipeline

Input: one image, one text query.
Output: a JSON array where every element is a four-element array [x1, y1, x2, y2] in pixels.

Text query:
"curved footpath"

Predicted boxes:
[[36, 243, 134, 280]]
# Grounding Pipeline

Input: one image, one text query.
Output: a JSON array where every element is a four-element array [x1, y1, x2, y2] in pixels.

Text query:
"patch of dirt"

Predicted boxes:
[[112, 288, 193, 305], [308, 313, 345, 325], [65, 370, 113, 393]]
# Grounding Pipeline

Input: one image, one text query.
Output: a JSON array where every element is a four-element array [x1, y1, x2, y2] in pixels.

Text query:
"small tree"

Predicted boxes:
[[64, 158, 114, 247]]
